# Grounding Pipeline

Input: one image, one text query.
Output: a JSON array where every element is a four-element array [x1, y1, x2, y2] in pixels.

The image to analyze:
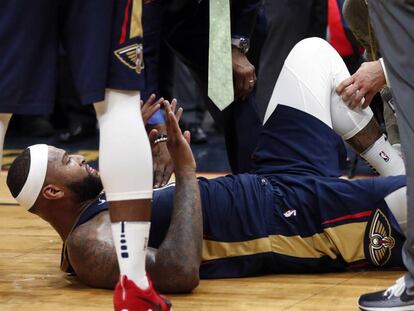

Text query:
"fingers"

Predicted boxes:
[[161, 166, 174, 186], [163, 99, 183, 123], [167, 110, 181, 137], [146, 101, 162, 119], [362, 93, 374, 109], [141, 94, 163, 124], [171, 98, 177, 114], [350, 88, 366, 109], [153, 165, 164, 188], [336, 76, 354, 95], [183, 130, 191, 144], [175, 107, 183, 123], [236, 68, 256, 99], [341, 83, 359, 103], [141, 93, 156, 106], [148, 129, 159, 146]]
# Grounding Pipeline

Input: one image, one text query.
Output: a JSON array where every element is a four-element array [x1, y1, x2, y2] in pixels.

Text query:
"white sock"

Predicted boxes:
[[112, 221, 151, 289], [360, 135, 406, 176]]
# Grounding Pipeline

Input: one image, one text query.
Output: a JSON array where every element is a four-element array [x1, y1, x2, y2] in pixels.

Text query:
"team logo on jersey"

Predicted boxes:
[[379, 151, 390, 162], [114, 44, 144, 74], [368, 209, 395, 266]]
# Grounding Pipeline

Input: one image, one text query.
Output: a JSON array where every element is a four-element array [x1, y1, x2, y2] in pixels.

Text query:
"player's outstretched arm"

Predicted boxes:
[[146, 100, 202, 293], [65, 101, 201, 292], [141, 94, 175, 188]]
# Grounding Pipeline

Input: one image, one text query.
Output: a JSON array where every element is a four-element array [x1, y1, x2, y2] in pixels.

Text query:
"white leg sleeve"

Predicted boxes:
[[263, 38, 334, 126], [384, 186, 407, 236], [94, 89, 152, 201], [263, 37, 373, 141], [0, 114, 12, 169]]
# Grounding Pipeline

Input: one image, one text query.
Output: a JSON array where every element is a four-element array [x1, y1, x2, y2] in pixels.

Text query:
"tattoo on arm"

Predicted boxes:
[[147, 173, 202, 293], [67, 214, 119, 289]]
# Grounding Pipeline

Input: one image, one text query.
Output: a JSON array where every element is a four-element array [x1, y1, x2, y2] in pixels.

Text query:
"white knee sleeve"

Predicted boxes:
[[330, 93, 374, 140], [384, 186, 407, 236], [0, 114, 12, 168], [264, 38, 336, 126], [264, 37, 373, 136], [94, 89, 152, 201]]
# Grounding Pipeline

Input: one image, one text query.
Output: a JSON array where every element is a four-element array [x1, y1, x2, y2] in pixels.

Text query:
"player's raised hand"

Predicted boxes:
[[163, 99, 196, 176], [142, 94, 175, 188], [140, 93, 164, 125]]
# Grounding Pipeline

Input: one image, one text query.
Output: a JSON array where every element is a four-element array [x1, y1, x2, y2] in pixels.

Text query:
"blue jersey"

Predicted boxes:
[[150, 106, 406, 278], [62, 105, 406, 279]]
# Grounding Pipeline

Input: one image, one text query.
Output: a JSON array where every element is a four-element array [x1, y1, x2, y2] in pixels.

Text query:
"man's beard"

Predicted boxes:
[[68, 174, 103, 202]]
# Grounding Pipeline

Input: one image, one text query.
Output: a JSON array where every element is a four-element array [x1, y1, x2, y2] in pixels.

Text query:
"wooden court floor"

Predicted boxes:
[[0, 168, 405, 311]]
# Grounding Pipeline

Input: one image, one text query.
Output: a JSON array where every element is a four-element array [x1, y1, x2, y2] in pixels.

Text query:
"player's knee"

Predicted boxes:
[[292, 37, 334, 59], [331, 101, 374, 140]]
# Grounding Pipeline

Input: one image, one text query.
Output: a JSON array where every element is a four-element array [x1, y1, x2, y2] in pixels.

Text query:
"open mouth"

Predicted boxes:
[[86, 164, 99, 176]]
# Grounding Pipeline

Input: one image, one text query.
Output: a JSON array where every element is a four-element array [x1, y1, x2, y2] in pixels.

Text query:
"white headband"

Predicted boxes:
[[15, 144, 49, 210]]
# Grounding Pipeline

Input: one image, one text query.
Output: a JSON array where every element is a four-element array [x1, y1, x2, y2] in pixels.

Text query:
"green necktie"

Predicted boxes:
[[208, 0, 234, 111]]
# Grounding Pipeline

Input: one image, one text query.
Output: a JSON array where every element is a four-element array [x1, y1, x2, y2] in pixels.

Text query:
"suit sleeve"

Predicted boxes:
[[231, 0, 261, 38]]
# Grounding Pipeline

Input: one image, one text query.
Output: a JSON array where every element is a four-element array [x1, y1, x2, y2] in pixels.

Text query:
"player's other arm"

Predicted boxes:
[[145, 100, 202, 293], [66, 212, 120, 289]]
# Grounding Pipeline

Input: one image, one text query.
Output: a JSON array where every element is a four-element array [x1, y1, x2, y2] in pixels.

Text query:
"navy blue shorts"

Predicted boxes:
[[0, 0, 145, 114], [150, 106, 406, 279]]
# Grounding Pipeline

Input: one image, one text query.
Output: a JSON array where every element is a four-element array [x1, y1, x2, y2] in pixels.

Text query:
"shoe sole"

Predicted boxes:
[[120, 307, 173, 311], [359, 304, 414, 311]]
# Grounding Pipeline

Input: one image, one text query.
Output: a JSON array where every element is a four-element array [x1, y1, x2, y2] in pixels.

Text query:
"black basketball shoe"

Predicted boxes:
[[359, 276, 414, 310]]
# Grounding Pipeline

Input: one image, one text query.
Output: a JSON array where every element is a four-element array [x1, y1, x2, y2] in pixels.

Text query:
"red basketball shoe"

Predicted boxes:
[[114, 275, 172, 311]]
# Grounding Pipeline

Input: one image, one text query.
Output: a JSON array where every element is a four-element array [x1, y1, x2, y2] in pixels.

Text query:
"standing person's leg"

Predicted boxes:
[[263, 37, 405, 176], [0, 1, 58, 170], [63, 0, 170, 309], [358, 0, 414, 309]]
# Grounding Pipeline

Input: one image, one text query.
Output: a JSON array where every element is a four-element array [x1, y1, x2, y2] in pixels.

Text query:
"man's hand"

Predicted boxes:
[[232, 47, 256, 99], [147, 123, 174, 188], [141, 94, 164, 124], [336, 60, 386, 109], [141, 94, 174, 188], [163, 100, 196, 176]]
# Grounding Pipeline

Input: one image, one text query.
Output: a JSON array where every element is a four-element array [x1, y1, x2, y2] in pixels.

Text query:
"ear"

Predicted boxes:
[[42, 184, 64, 200]]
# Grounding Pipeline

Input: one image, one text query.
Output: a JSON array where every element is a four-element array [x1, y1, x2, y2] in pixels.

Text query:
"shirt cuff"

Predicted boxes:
[[379, 58, 390, 87]]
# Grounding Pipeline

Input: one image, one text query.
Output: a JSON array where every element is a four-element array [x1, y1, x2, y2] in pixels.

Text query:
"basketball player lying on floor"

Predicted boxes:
[[7, 38, 407, 294]]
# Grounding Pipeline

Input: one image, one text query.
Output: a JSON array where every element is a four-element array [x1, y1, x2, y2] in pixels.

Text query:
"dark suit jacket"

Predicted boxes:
[[162, 0, 261, 76], [161, 0, 262, 174]]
